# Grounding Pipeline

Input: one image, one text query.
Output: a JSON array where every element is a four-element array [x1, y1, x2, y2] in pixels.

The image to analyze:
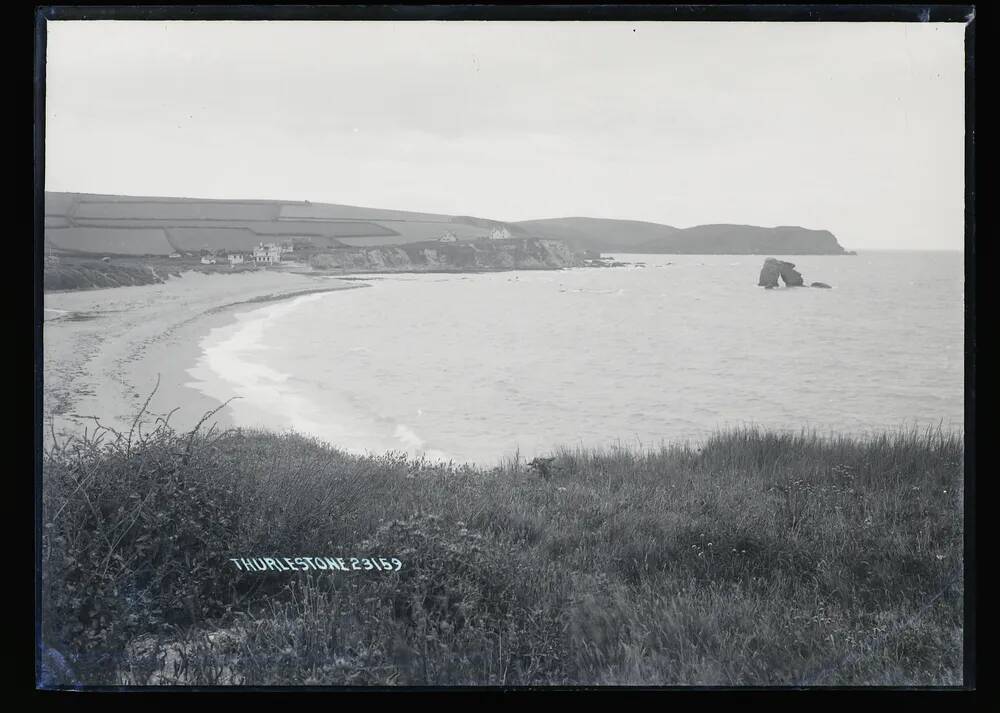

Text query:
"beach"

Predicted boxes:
[[42, 270, 362, 445], [168, 253, 963, 465], [42, 253, 965, 462]]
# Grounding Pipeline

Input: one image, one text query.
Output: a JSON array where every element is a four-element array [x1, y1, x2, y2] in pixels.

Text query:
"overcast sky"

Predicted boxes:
[[45, 21, 966, 249]]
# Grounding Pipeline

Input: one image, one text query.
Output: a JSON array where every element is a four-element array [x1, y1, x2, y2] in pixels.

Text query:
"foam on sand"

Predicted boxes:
[[187, 291, 454, 462]]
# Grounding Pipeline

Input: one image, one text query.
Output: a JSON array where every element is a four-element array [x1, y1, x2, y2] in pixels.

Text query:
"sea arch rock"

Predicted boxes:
[[758, 258, 805, 288]]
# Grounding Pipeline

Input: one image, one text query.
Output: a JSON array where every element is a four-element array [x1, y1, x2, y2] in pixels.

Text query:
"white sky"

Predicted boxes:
[[45, 21, 967, 249]]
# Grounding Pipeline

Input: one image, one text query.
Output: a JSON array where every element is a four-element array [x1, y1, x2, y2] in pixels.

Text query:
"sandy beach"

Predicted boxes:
[[42, 270, 362, 445]]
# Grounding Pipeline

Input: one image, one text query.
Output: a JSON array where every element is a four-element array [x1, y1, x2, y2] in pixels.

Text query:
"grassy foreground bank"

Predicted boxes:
[[40, 414, 963, 686]]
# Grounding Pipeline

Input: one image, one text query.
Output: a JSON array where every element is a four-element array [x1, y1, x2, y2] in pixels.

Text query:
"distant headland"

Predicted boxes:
[[515, 217, 854, 255], [44, 192, 853, 261]]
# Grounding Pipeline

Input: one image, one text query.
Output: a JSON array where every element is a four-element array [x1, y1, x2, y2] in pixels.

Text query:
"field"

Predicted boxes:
[[46, 227, 177, 256], [39, 409, 964, 687], [44, 192, 517, 256]]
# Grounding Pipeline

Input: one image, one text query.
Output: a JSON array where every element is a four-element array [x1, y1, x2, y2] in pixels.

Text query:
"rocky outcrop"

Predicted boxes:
[[758, 258, 804, 288], [758, 259, 832, 289], [309, 238, 582, 273], [778, 261, 804, 286], [758, 260, 780, 288]]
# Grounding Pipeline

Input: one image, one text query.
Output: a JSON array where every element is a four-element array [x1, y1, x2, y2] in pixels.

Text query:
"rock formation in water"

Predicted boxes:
[[779, 261, 805, 286], [757, 259, 780, 288], [758, 258, 804, 288], [757, 258, 833, 289]]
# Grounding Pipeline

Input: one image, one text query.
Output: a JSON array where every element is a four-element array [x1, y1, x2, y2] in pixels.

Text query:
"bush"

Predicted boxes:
[[40, 414, 964, 686]]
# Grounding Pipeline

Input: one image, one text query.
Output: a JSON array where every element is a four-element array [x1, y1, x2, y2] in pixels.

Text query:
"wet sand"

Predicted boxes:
[[42, 270, 363, 445]]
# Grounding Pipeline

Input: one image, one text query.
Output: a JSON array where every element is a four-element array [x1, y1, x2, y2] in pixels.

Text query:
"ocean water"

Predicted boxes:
[[187, 252, 965, 465]]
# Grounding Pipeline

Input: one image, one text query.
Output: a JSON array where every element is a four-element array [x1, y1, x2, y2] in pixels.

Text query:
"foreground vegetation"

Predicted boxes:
[[40, 410, 964, 687], [43, 260, 170, 291], [43, 255, 265, 292]]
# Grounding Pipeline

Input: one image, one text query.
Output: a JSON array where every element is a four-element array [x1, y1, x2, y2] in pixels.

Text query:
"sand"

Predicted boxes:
[[42, 270, 363, 446]]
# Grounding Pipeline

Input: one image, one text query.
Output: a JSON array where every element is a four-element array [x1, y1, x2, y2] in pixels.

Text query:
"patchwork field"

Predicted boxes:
[[44, 192, 520, 257]]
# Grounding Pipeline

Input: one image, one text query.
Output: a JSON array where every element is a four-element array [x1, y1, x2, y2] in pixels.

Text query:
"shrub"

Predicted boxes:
[[40, 413, 964, 686]]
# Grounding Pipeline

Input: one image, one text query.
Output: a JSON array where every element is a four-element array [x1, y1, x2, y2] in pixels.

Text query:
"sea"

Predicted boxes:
[[186, 252, 965, 466]]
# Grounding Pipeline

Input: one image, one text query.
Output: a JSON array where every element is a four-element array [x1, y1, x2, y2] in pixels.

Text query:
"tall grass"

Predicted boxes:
[[40, 414, 963, 687]]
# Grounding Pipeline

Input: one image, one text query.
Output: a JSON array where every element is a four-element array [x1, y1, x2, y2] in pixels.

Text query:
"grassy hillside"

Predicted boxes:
[[44, 192, 850, 258], [40, 413, 963, 686], [43, 260, 168, 291], [44, 192, 525, 257], [517, 217, 850, 255], [638, 224, 849, 255], [516, 217, 683, 254]]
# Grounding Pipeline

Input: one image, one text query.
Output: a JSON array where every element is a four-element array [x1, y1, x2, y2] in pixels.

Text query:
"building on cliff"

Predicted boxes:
[[252, 242, 282, 264]]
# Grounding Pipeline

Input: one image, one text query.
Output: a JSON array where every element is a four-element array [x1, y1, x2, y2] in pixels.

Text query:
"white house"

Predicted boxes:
[[488, 226, 511, 240], [439, 232, 458, 243], [227, 254, 245, 266], [252, 242, 282, 265]]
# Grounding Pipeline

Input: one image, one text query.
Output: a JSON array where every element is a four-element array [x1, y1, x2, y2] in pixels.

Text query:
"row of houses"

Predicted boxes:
[[180, 229, 513, 264], [164, 241, 294, 266], [226, 242, 293, 266], [438, 227, 511, 243]]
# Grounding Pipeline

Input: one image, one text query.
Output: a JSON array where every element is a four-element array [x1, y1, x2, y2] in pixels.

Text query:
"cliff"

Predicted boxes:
[[308, 238, 582, 272], [517, 218, 850, 255]]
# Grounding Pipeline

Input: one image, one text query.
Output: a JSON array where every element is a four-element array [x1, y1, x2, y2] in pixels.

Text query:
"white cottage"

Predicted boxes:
[[252, 242, 282, 264]]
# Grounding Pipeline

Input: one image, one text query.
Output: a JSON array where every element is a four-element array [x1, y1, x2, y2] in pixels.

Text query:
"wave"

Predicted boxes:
[[188, 292, 454, 462]]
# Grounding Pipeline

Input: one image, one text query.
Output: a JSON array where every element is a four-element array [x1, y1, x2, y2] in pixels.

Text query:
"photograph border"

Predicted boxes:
[[32, 2, 977, 696]]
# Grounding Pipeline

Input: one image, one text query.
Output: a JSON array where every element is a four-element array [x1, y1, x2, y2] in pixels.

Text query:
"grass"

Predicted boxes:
[[39, 408, 964, 687], [43, 261, 168, 291], [43, 255, 267, 292]]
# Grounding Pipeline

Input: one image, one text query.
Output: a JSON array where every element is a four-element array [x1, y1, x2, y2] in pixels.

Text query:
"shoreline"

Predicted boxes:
[[42, 256, 964, 461], [42, 270, 365, 444]]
